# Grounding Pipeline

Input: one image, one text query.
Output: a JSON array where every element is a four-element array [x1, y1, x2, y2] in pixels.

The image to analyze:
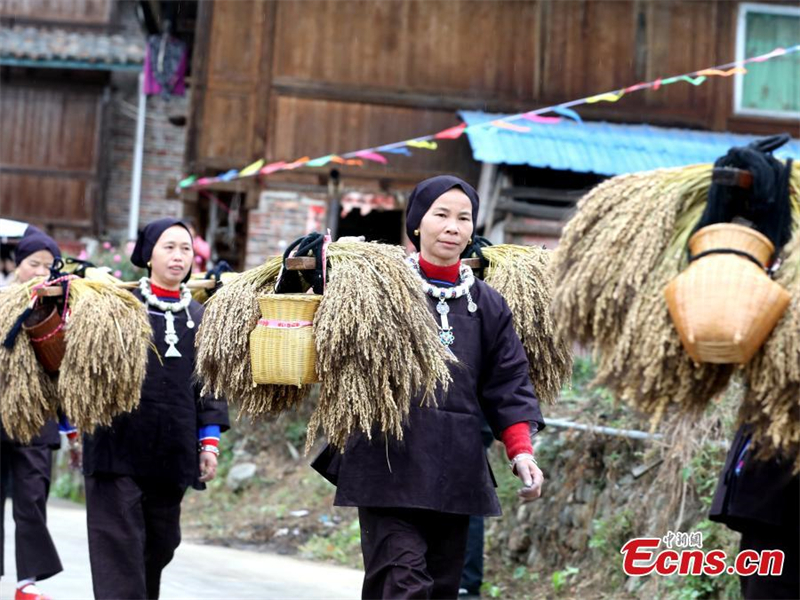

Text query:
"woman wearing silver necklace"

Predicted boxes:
[[81, 218, 229, 600], [312, 175, 545, 600]]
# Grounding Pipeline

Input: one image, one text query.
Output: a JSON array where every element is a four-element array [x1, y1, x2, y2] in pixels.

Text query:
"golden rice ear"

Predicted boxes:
[[195, 255, 308, 417], [0, 282, 55, 443], [58, 280, 151, 433], [307, 241, 453, 454], [548, 162, 800, 469], [482, 244, 572, 405]]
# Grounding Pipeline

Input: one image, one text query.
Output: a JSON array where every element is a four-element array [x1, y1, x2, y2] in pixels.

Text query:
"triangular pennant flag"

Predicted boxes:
[[553, 106, 583, 123], [218, 169, 239, 182], [178, 174, 198, 188], [239, 159, 265, 177], [406, 140, 438, 150], [378, 146, 412, 156], [491, 120, 531, 133], [355, 151, 388, 164], [586, 91, 625, 104], [285, 157, 311, 170], [520, 113, 562, 124], [696, 67, 747, 77], [306, 155, 335, 167], [434, 123, 467, 140], [260, 161, 287, 176]]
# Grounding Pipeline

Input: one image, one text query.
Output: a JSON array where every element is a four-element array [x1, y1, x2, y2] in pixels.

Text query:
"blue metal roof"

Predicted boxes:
[[460, 110, 800, 176]]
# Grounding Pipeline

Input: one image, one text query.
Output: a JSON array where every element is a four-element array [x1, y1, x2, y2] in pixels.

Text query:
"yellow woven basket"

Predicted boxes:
[[665, 223, 791, 364], [250, 293, 321, 386]]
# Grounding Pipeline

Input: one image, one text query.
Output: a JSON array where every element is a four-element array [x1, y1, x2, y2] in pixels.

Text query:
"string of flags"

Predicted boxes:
[[177, 44, 800, 192]]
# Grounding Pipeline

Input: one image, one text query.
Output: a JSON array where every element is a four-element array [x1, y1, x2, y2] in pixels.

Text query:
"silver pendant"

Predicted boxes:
[[436, 300, 450, 315], [163, 311, 182, 358], [186, 319, 195, 329], [468, 301, 477, 313]]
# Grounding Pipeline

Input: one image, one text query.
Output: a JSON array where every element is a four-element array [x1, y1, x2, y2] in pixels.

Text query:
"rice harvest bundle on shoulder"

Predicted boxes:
[[0, 281, 58, 442], [740, 165, 800, 467], [480, 245, 573, 404], [194, 256, 309, 415], [58, 279, 151, 432], [551, 165, 735, 422], [307, 241, 454, 452], [550, 161, 800, 467]]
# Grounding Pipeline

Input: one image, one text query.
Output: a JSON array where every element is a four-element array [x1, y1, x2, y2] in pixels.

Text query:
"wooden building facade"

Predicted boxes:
[[183, 0, 799, 263]]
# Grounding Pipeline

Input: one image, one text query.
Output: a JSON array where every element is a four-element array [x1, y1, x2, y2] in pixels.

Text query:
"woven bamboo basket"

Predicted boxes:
[[665, 223, 791, 364], [250, 293, 321, 386], [23, 304, 67, 374]]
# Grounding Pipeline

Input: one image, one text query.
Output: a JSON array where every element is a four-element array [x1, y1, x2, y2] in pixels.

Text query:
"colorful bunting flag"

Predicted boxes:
[[239, 159, 265, 177], [553, 106, 583, 123], [176, 44, 799, 189], [306, 155, 335, 167], [356, 151, 389, 164], [260, 161, 287, 176], [218, 169, 239, 182], [520, 113, 562, 124], [434, 123, 467, 140], [178, 174, 198, 188], [586, 91, 625, 104], [696, 67, 747, 77], [379, 146, 413, 156], [491, 120, 532, 133], [406, 140, 438, 150]]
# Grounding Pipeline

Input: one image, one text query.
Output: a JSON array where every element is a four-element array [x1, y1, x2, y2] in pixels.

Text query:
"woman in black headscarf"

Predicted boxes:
[[312, 176, 545, 599], [82, 218, 229, 600], [1, 227, 71, 600]]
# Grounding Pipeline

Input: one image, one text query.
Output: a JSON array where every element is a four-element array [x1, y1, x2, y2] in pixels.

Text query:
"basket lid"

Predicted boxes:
[[689, 223, 774, 267]]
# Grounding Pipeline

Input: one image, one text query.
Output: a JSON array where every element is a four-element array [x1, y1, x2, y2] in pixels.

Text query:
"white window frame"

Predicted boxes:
[[734, 2, 800, 119]]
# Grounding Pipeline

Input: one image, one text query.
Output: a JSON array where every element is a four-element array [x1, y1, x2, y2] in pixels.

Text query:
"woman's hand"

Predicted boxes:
[[199, 451, 218, 482], [512, 455, 544, 502]]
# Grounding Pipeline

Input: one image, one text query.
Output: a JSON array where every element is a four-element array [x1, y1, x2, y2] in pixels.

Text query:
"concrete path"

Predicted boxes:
[[1, 499, 363, 599]]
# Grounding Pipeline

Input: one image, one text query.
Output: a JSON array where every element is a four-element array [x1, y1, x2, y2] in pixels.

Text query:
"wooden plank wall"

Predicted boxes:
[[189, 0, 798, 179], [0, 82, 103, 229]]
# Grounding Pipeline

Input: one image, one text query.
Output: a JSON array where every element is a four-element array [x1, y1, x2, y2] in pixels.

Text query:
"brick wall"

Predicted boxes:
[[245, 190, 328, 269], [103, 1, 189, 240], [104, 73, 189, 240]]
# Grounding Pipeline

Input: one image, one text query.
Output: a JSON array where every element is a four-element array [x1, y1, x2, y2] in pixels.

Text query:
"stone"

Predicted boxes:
[[226, 462, 257, 491]]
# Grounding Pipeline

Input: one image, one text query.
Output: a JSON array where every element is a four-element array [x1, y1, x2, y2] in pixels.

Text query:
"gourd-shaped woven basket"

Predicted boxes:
[[23, 304, 67, 374], [250, 293, 321, 385], [665, 223, 791, 364]]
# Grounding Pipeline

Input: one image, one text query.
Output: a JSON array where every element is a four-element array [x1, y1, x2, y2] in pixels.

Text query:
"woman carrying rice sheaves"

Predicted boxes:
[[1, 227, 75, 600], [312, 175, 545, 600], [81, 218, 229, 600]]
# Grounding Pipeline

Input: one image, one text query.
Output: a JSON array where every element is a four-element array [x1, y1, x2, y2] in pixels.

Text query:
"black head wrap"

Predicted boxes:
[[405, 175, 479, 250], [15, 228, 61, 266], [131, 218, 193, 281]]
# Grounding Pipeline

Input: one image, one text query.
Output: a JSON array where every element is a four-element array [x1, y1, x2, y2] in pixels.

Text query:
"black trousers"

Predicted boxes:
[[358, 507, 470, 600], [85, 474, 186, 600], [459, 515, 485, 595], [0, 441, 62, 581], [740, 525, 800, 600]]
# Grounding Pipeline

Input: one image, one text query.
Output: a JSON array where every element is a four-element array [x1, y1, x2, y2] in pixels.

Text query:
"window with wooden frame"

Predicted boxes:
[[734, 3, 800, 119]]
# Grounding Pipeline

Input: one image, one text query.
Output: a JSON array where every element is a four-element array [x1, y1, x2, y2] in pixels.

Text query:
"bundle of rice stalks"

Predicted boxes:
[[551, 162, 800, 463], [740, 165, 800, 468], [308, 241, 453, 452], [481, 245, 572, 404], [58, 279, 151, 432], [0, 281, 58, 442], [194, 257, 309, 415], [551, 166, 731, 420]]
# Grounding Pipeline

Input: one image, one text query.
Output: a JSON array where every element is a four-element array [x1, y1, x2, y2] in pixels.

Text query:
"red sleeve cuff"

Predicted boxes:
[[501, 422, 532, 459]]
